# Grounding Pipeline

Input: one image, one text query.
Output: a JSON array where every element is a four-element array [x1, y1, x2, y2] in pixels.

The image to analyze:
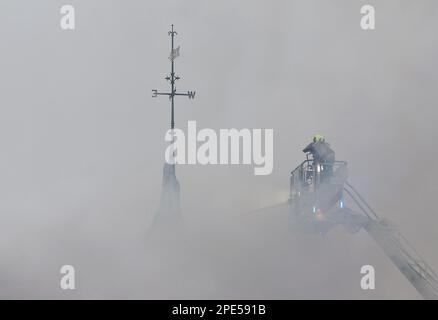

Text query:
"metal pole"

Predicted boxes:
[[170, 24, 175, 130]]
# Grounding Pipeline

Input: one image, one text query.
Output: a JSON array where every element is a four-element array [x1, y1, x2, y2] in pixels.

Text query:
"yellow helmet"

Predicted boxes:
[[313, 134, 325, 142]]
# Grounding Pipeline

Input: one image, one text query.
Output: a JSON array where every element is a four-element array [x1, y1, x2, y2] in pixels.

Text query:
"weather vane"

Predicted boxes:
[[152, 24, 196, 131]]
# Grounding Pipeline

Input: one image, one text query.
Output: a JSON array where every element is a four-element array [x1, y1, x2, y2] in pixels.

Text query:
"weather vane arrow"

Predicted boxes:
[[152, 24, 196, 130]]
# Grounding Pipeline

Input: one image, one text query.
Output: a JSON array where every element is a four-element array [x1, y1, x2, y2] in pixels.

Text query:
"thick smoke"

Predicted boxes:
[[0, 0, 437, 299]]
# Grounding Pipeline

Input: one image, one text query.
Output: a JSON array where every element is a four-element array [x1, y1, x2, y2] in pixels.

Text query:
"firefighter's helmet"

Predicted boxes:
[[313, 134, 325, 143]]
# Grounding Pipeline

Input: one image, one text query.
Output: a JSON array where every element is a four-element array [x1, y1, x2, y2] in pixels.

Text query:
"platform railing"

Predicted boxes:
[[290, 160, 348, 200]]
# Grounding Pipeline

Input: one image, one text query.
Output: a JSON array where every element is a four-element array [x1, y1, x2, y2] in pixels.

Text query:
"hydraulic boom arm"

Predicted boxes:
[[343, 183, 438, 299]]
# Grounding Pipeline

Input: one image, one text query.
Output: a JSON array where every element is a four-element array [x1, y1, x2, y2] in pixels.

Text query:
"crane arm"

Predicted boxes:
[[343, 183, 438, 299], [363, 218, 438, 299]]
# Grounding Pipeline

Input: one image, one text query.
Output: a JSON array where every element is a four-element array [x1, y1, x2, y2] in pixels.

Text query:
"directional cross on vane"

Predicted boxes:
[[151, 89, 196, 99]]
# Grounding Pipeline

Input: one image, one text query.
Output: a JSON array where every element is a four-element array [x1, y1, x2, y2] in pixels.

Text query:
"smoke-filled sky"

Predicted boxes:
[[0, 0, 437, 299]]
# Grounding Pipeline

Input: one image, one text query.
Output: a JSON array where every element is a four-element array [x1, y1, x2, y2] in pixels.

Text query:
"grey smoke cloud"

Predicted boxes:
[[0, 0, 437, 299]]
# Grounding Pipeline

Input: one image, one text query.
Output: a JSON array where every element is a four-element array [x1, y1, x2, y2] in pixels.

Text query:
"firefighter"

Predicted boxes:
[[303, 134, 335, 179]]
